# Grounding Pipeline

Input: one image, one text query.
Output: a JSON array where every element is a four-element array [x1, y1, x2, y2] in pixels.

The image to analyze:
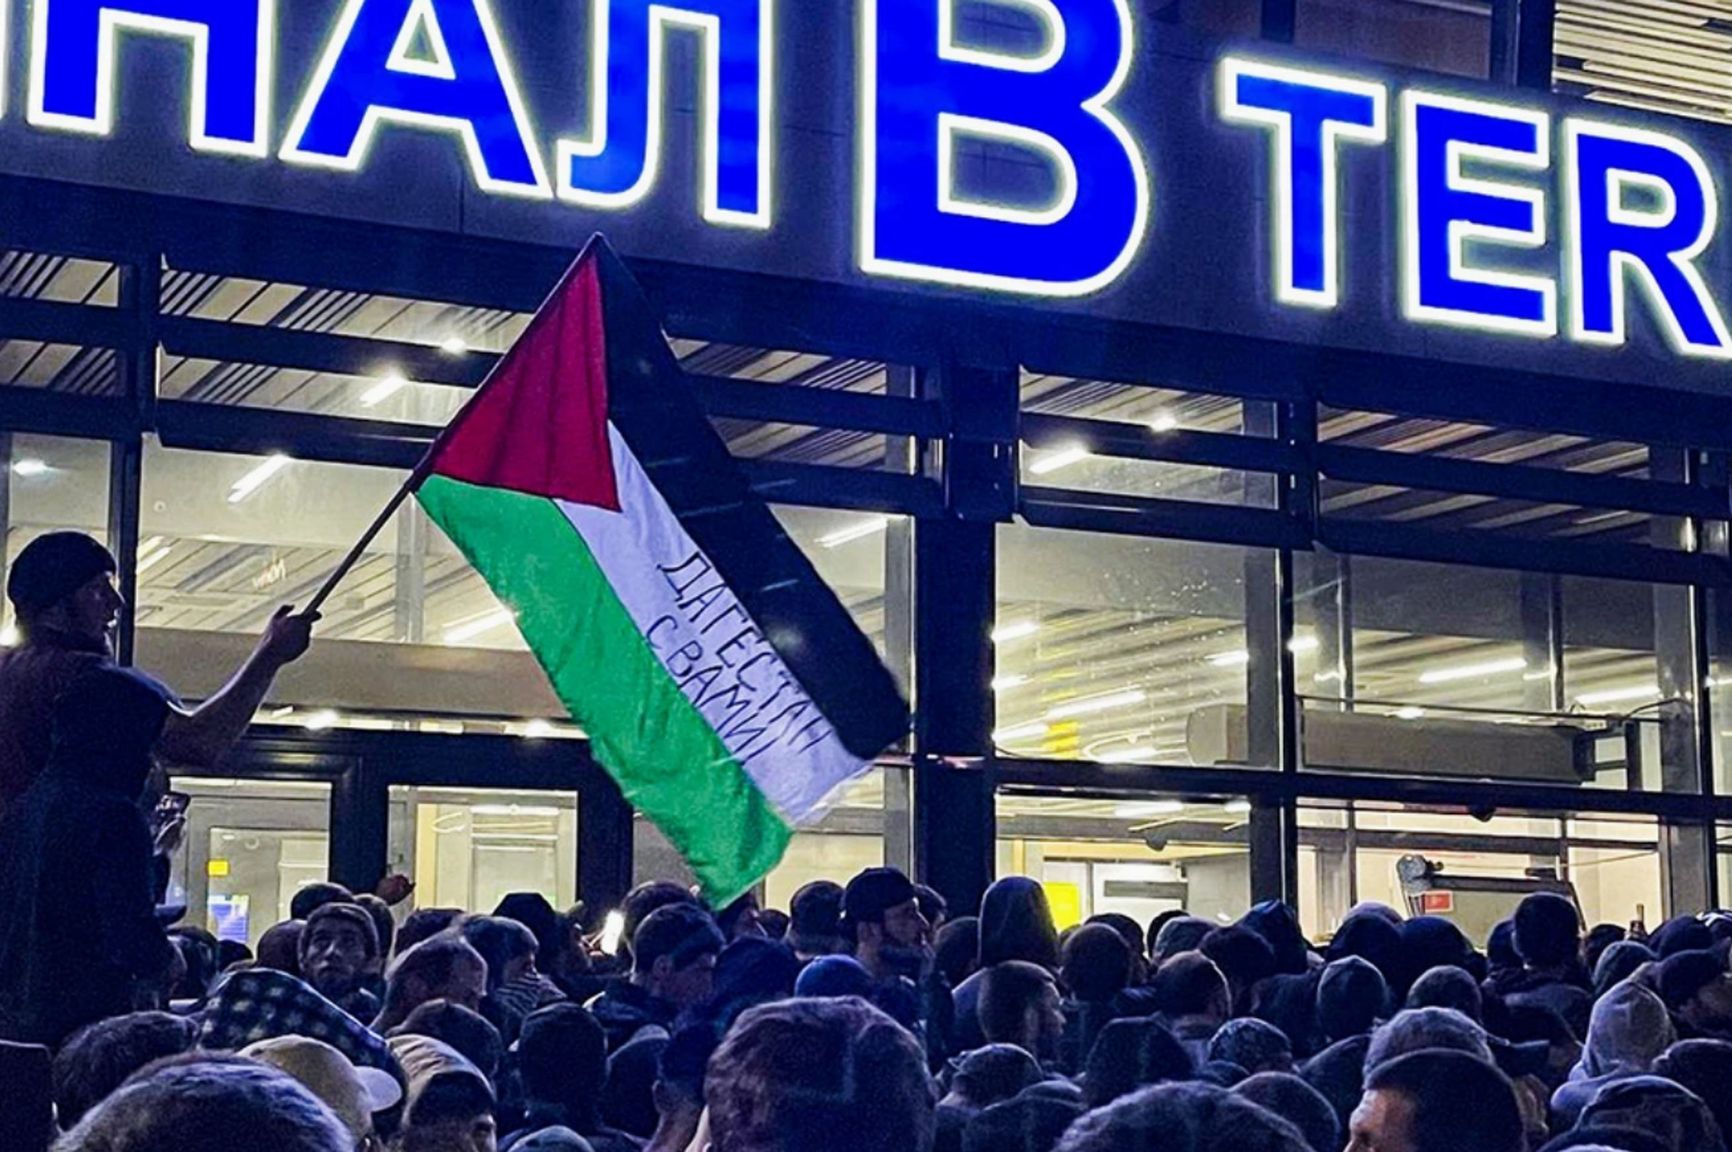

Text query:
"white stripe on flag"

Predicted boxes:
[[558, 425, 870, 823]]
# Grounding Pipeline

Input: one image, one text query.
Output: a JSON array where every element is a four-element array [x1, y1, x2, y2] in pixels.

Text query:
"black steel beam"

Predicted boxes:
[[1318, 443, 1722, 520], [1319, 518, 1731, 588], [1021, 488, 1311, 550]]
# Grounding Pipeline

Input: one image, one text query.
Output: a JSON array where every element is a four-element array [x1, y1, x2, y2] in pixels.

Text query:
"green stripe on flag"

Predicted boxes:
[[417, 474, 792, 903]]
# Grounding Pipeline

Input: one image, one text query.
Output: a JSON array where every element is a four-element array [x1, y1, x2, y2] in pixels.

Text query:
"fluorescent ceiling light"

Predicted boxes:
[[1288, 635, 1320, 654], [1224, 799, 1252, 815], [137, 537, 174, 574], [361, 373, 410, 407], [473, 803, 561, 817], [819, 516, 889, 549], [1149, 413, 1179, 433], [11, 458, 48, 477], [1207, 649, 1251, 668], [303, 710, 339, 731], [0, 622, 17, 648], [1114, 799, 1185, 819], [1027, 445, 1092, 476], [1045, 689, 1146, 720], [228, 454, 292, 503], [1417, 655, 1527, 685], [992, 620, 1040, 644], [522, 719, 554, 739], [1097, 744, 1183, 765], [1395, 706, 1426, 720], [440, 336, 470, 355], [1575, 683, 1660, 707], [993, 721, 1050, 744], [991, 675, 1028, 693], [444, 608, 515, 644]]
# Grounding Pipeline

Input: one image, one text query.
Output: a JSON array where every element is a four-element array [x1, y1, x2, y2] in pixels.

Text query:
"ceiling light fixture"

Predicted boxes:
[[1114, 799, 1185, 819], [993, 721, 1050, 744], [991, 675, 1028, 693], [1395, 706, 1426, 720], [303, 710, 339, 731], [1027, 445, 1092, 476], [11, 458, 49, 477], [1097, 744, 1184, 765], [1207, 649, 1251, 667], [1045, 689, 1147, 720], [440, 336, 470, 355], [0, 622, 17, 648], [1149, 413, 1179, 433], [819, 516, 890, 549], [992, 620, 1040, 644], [360, 373, 410, 407], [227, 454, 292, 503], [1417, 655, 1528, 685], [137, 539, 175, 574]]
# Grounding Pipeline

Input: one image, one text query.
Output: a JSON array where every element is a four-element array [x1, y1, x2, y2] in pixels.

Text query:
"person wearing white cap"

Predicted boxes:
[[241, 1035, 403, 1151]]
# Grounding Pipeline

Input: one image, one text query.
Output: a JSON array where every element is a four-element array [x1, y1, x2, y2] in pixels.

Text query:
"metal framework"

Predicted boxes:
[[0, 0, 1722, 920]]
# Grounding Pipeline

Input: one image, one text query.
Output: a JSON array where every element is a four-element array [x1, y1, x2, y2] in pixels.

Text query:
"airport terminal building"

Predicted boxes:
[[5, 0, 1732, 944]]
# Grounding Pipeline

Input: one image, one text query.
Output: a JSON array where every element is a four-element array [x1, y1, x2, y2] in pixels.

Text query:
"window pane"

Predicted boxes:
[[996, 793, 1252, 929], [1023, 450, 1277, 509], [1023, 374, 1272, 437], [767, 773, 894, 911], [166, 778, 332, 950], [2, 434, 110, 644], [135, 439, 559, 728], [162, 266, 531, 353], [387, 786, 579, 916], [996, 524, 1274, 766], [159, 357, 472, 427], [1298, 552, 1682, 793], [1300, 804, 1660, 944]]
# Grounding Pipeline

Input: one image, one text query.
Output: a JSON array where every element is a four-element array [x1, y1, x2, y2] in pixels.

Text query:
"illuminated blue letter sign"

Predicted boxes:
[[28, 0, 274, 155], [1566, 121, 1732, 358], [558, 0, 773, 228], [1403, 93, 1555, 336], [281, 0, 550, 198], [860, 0, 1149, 297], [1218, 59, 1386, 309]]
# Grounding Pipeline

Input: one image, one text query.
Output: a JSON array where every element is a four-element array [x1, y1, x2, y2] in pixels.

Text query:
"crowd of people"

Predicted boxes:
[[8, 547, 1732, 1152]]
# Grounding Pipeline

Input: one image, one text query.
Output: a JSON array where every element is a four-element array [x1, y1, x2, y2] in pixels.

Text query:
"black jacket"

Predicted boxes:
[[0, 667, 175, 1046], [585, 980, 676, 1053]]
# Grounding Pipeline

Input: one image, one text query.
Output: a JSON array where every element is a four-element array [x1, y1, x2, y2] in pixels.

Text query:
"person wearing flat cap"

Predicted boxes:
[[0, 531, 319, 817], [843, 867, 932, 983]]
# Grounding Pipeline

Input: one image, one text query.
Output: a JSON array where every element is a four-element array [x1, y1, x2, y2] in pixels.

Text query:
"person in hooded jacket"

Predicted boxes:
[[0, 666, 178, 1046], [1550, 981, 1676, 1129], [952, 877, 1060, 1051]]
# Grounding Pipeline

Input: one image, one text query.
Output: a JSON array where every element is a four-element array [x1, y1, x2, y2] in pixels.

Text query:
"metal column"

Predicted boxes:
[[1652, 448, 1713, 916], [912, 363, 1014, 915]]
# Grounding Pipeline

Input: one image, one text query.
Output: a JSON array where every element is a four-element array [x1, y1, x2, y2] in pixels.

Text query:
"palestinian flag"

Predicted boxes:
[[413, 238, 908, 903]]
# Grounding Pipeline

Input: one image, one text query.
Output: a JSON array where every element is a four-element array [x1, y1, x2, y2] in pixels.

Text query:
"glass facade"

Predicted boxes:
[[6, 3, 1732, 934], [164, 778, 333, 950], [387, 786, 580, 917]]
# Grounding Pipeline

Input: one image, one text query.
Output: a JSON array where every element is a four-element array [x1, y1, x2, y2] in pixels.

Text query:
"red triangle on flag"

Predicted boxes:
[[422, 252, 620, 511]]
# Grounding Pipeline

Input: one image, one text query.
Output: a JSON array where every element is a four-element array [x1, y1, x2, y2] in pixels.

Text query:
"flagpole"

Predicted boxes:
[[301, 237, 603, 617], [304, 463, 432, 614]]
